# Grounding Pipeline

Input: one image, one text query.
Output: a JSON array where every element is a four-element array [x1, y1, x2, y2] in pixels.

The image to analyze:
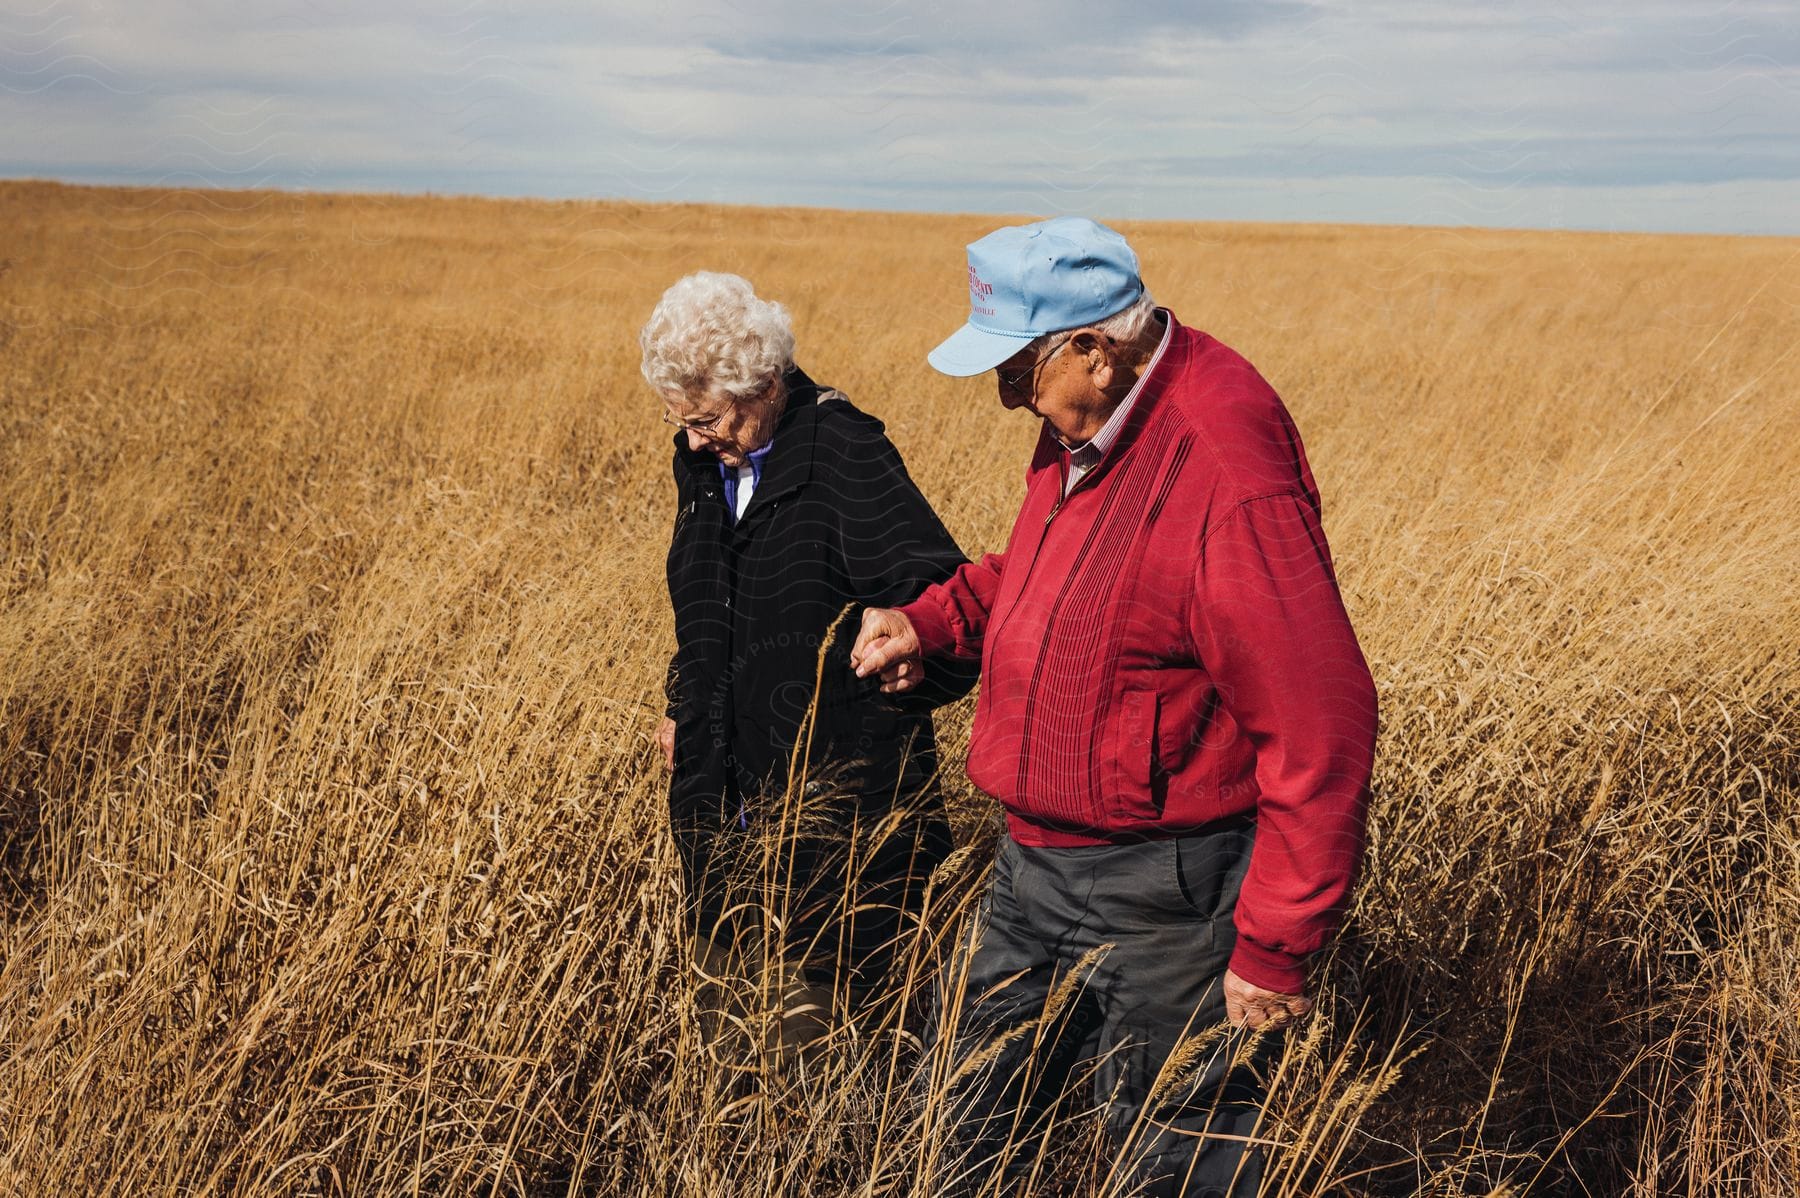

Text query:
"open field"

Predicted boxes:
[[1, 180, 1796, 1195]]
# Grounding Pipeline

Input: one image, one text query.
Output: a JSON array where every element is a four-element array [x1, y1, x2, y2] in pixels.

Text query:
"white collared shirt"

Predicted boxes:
[[1057, 312, 1173, 496], [733, 463, 756, 519]]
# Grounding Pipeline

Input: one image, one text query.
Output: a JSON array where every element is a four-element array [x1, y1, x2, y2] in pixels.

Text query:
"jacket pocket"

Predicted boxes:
[[964, 702, 1010, 803], [1103, 688, 1161, 822]]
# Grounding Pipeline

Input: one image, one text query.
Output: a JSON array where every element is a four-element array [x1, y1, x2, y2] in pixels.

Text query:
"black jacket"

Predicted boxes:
[[664, 367, 977, 882]]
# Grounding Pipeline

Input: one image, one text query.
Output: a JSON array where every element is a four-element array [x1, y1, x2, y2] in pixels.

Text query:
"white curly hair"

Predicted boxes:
[[639, 272, 796, 402]]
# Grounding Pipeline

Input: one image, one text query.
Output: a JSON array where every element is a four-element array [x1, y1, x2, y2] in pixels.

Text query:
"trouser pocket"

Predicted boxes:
[[1167, 819, 1256, 923]]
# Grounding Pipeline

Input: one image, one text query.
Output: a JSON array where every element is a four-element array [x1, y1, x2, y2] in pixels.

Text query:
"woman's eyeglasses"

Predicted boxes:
[[661, 405, 729, 434]]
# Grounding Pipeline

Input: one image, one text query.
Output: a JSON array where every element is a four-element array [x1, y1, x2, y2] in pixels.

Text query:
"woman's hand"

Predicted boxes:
[[656, 716, 676, 771]]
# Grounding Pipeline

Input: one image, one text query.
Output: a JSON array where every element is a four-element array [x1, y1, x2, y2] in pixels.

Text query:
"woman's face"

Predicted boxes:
[[664, 376, 784, 468]]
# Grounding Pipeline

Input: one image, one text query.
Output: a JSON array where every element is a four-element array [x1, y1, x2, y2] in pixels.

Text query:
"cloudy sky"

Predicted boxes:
[[4, 0, 1797, 234]]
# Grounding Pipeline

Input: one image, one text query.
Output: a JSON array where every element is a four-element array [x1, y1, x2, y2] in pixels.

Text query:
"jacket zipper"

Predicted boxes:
[[984, 457, 1076, 651], [1007, 458, 1108, 803]]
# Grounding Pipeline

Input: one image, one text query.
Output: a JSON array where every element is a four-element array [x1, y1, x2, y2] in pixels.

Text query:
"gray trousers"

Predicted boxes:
[[942, 820, 1276, 1198]]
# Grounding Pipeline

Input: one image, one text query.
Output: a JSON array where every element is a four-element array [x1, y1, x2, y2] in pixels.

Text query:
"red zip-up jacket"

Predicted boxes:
[[899, 314, 1378, 994]]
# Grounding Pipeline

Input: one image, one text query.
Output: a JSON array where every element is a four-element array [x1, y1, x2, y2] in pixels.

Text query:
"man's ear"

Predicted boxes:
[[1068, 328, 1109, 372]]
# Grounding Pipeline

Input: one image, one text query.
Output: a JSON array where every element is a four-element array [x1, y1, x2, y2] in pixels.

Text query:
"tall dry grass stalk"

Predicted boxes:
[[1, 181, 1796, 1194]]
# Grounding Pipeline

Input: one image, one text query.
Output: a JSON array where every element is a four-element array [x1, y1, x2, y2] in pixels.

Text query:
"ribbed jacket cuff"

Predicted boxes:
[[899, 594, 955, 657], [1228, 936, 1309, 996]]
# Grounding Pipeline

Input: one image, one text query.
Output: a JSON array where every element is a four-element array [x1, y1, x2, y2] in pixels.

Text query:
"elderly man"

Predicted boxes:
[[852, 219, 1378, 1195], [644, 271, 975, 1066]]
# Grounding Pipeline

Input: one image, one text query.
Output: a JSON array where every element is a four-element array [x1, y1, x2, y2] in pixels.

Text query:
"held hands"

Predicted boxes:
[[1223, 969, 1313, 1031], [850, 607, 926, 694]]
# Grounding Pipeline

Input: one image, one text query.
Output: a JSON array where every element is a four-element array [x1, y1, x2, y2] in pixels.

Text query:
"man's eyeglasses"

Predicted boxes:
[[996, 334, 1073, 394]]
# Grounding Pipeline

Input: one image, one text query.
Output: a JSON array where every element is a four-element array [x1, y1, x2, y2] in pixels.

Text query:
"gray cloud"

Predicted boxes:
[[1, 0, 1796, 234]]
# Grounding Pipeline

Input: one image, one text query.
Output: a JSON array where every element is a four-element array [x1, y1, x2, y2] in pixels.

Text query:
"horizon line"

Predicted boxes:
[[4, 174, 1794, 245]]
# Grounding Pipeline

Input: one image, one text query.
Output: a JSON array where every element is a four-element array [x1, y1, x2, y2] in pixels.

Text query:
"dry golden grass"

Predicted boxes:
[[1, 180, 1796, 1195]]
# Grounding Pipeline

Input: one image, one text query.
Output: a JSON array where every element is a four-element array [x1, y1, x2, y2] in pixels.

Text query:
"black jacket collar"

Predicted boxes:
[[673, 364, 825, 526]]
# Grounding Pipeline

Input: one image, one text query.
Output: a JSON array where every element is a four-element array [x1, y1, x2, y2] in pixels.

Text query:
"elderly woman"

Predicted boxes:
[[643, 272, 974, 1058]]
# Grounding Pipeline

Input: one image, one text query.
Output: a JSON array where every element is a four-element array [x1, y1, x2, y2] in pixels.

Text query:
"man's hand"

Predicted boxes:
[[1223, 969, 1312, 1031], [655, 715, 676, 772], [850, 607, 925, 694]]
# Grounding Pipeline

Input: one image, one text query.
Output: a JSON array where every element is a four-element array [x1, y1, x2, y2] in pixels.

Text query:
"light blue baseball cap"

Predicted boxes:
[[927, 216, 1145, 377]]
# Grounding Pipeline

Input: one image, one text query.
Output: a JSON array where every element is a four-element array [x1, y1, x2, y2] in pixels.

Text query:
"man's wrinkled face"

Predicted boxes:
[[994, 333, 1081, 436]]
